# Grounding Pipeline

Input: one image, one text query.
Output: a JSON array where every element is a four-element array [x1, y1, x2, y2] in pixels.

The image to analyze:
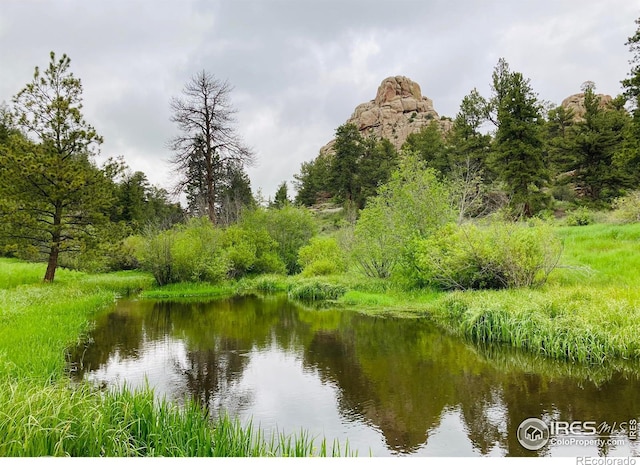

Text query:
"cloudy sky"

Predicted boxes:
[[1, 0, 638, 200]]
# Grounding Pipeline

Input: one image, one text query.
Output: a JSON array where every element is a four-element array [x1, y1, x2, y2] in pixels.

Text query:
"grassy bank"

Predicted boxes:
[[421, 223, 640, 364], [165, 223, 639, 365], [0, 259, 349, 457]]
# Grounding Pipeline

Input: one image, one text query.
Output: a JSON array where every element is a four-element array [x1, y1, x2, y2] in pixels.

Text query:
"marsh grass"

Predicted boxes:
[[422, 223, 640, 363], [0, 381, 352, 457], [287, 279, 347, 301], [0, 258, 84, 289], [140, 281, 236, 299], [0, 268, 154, 382], [0, 260, 351, 457]]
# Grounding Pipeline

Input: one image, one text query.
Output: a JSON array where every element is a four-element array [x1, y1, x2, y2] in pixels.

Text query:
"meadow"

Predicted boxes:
[[1, 222, 638, 456], [0, 259, 350, 457], [139, 223, 640, 365]]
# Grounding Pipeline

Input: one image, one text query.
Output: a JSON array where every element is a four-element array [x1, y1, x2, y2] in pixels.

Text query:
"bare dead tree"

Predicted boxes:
[[169, 71, 255, 224]]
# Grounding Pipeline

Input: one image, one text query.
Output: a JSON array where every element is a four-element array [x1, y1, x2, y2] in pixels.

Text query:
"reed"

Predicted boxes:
[[0, 260, 351, 457], [287, 279, 347, 301], [0, 380, 353, 457]]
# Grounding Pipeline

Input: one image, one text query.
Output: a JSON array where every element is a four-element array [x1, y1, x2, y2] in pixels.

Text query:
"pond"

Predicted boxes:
[[68, 295, 640, 457]]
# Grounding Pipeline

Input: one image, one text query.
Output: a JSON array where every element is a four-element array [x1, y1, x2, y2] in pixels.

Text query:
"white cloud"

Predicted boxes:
[[1, 0, 638, 199]]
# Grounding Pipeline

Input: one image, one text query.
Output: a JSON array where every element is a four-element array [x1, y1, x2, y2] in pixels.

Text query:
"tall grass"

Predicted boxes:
[[0, 267, 154, 382], [423, 223, 640, 364], [0, 381, 352, 457], [287, 279, 347, 302], [0, 259, 352, 457], [428, 288, 640, 364]]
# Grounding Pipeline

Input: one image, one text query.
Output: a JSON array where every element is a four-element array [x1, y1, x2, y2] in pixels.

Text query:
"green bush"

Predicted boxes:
[[412, 220, 562, 290], [241, 206, 317, 274], [566, 207, 594, 226], [171, 218, 228, 282], [140, 218, 229, 285], [298, 237, 346, 277], [222, 225, 285, 278], [612, 191, 640, 224], [351, 156, 455, 278]]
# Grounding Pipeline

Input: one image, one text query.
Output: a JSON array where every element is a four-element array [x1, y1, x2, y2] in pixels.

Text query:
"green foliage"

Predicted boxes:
[[293, 125, 397, 208], [489, 60, 549, 217], [139, 206, 315, 284], [413, 220, 562, 290], [352, 156, 455, 278], [222, 223, 286, 277], [271, 181, 290, 209], [111, 168, 183, 232], [565, 207, 594, 226], [446, 89, 494, 221], [140, 218, 229, 285], [545, 104, 577, 177], [330, 123, 362, 203], [244, 206, 317, 274], [293, 155, 333, 206], [297, 236, 346, 277], [611, 191, 640, 223], [570, 85, 630, 203], [1, 52, 108, 282], [288, 279, 347, 301], [402, 121, 448, 174], [0, 381, 351, 457]]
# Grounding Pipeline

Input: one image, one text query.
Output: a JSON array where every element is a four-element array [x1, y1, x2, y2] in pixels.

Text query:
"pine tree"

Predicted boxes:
[[490, 64, 548, 217], [0, 52, 109, 282], [569, 84, 628, 202], [271, 181, 290, 209]]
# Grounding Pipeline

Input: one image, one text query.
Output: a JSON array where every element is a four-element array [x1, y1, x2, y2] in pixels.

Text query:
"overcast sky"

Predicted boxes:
[[1, 0, 639, 200]]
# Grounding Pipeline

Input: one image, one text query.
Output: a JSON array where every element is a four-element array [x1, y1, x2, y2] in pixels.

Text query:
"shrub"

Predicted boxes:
[[351, 155, 455, 278], [171, 218, 228, 282], [222, 225, 285, 278], [242, 206, 316, 274], [566, 207, 594, 226], [140, 228, 175, 285], [611, 191, 640, 224], [140, 218, 228, 285], [298, 237, 346, 277], [412, 220, 562, 290]]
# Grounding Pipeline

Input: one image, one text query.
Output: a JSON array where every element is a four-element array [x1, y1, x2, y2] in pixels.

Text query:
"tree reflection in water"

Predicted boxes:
[[68, 295, 640, 457]]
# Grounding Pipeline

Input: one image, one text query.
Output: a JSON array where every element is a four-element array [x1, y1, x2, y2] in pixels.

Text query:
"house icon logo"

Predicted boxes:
[[517, 418, 550, 450]]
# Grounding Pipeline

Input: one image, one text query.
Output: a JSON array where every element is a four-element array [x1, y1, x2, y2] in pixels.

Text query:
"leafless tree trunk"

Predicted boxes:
[[169, 71, 254, 224]]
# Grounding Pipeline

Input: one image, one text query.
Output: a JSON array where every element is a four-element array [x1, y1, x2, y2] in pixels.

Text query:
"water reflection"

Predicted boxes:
[[68, 295, 640, 457]]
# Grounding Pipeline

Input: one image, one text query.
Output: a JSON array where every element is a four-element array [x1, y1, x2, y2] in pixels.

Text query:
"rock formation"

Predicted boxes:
[[560, 92, 613, 121], [321, 76, 452, 154]]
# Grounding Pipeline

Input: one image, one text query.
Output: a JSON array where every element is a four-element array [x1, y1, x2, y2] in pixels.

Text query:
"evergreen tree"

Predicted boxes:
[[490, 64, 548, 217], [356, 137, 398, 207], [569, 84, 629, 202], [402, 121, 448, 174], [447, 89, 493, 221], [0, 52, 109, 282], [271, 181, 290, 209], [293, 155, 332, 206], [218, 163, 255, 225], [545, 104, 576, 177], [330, 123, 363, 203], [621, 16, 640, 187]]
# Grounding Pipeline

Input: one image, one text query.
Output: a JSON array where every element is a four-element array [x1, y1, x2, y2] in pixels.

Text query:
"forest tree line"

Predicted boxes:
[[1, 17, 640, 285]]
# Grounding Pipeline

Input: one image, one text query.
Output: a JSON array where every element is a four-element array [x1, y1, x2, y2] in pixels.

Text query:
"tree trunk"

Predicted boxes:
[[44, 242, 60, 283], [44, 206, 62, 283]]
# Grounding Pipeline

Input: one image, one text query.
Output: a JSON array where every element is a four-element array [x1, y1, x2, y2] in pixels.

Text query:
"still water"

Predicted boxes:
[[68, 295, 640, 457]]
